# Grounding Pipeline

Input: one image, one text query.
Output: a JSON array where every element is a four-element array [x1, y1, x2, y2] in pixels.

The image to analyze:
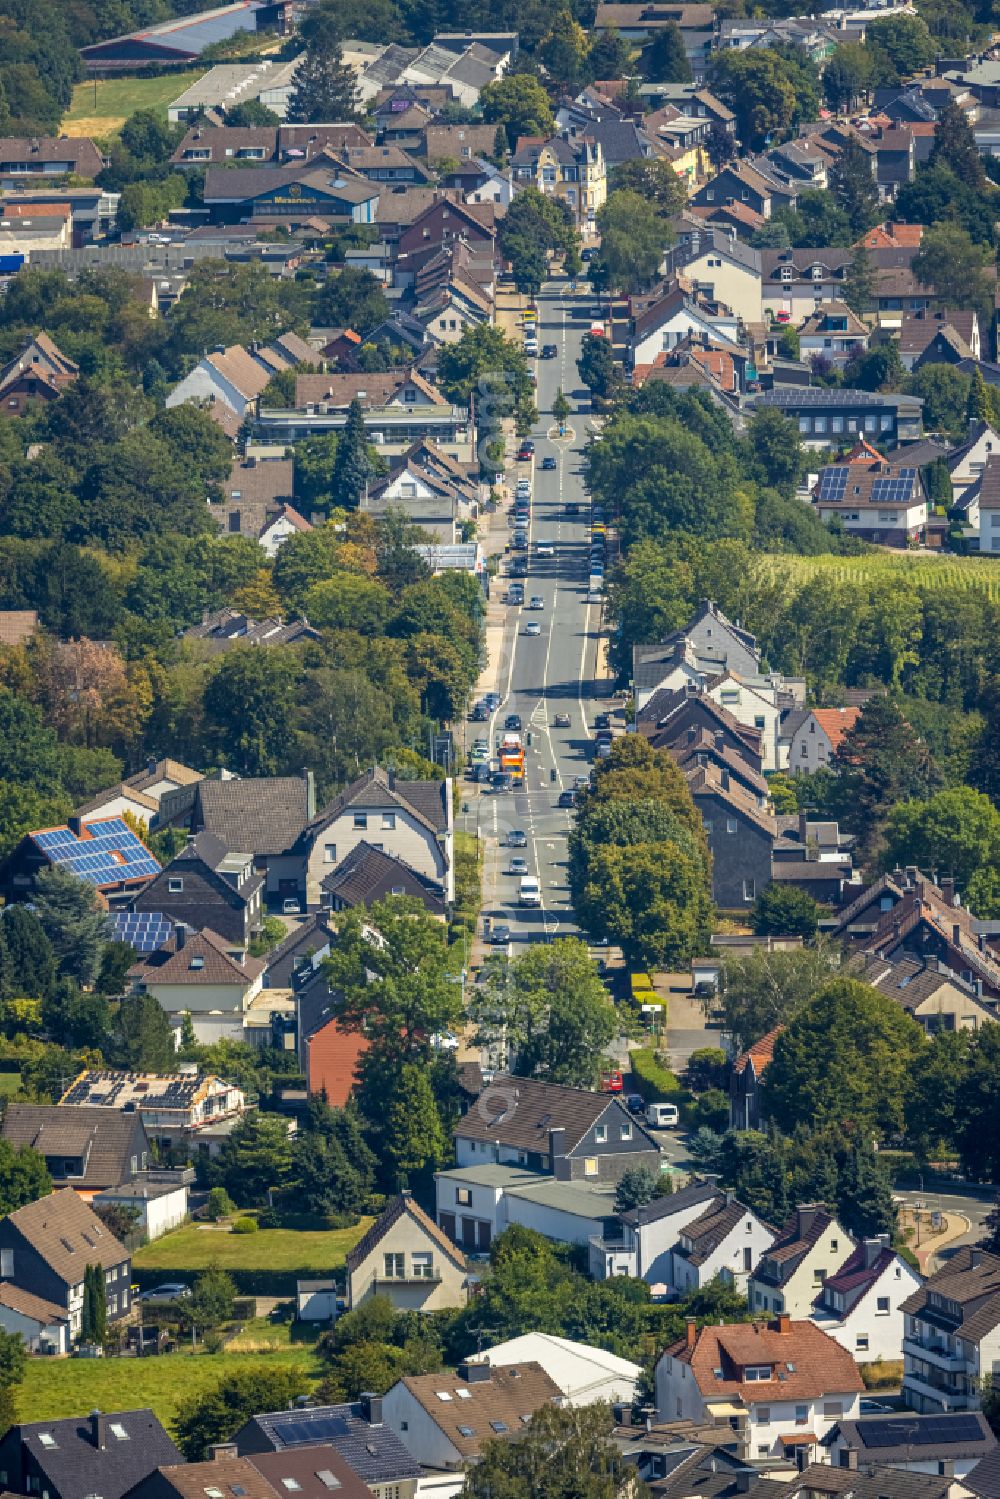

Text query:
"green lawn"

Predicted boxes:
[[62, 70, 204, 139], [134, 1219, 370, 1277], [19, 1344, 320, 1427]]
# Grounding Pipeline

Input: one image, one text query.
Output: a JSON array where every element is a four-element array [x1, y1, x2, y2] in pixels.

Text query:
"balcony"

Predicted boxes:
[[374, 1273, 443, 1287], [902, 1336, 969, 1371]]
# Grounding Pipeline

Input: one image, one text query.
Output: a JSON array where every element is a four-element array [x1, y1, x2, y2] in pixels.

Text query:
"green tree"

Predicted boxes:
[[552, 388, 571, 429], [0, 1138, 51, 1215], [713, 942, 843, 1053], [463, 1402, 637, 1499], [908, 363, 973, 440], [187, 1266, 237, 1332], [577, 331, 616, 400], [823, 42, 874, 111], [214, 1111, 295, 1206], [775, 190, 852, 249], [642, 22, 692, 82], [314, 267, 389, 335], [0, 907, 57, 1001], [203, 649, 301, 776], [437, 324, 534, 411], [883, 786, 1000, 888], [745, 407, 804, 495], [752, 885, 820, 939], [831, 695, 942, 867], [481, 75, 554, 154], [708, 49, 819, 151], [837, 1136, 898, 1239], [470, 938, 617, 1087], [287, 36, 359, 123], [843, 245, 877, 316], [955, 1024, 1000, 1183], [539, 8, 592, 91], [81, 1264, 107, 1345], [226, 99, 281, 127], [31, 865, 112, 986], [174, 1366, 310, 1460], [614, 1163, 667, 1212], [383, 1064, 448, 1189], [866, 13, 936, 79], [112, 993, 174, 1071], [333, 397, 375, 508], [498, 187, 580, 296], [593, 190, 671, 293], [929, 98, 988, 190], [589, 29, 632, 78], [764, 979, 926, 1137], [914, 223, 993, 318], [906, 1030, 971, 1157], [610, 158, 686, 218], [830, 140, 880, 237]]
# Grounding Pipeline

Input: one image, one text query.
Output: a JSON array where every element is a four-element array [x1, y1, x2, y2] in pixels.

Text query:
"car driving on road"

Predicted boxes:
[[541, 455, 557, 470], [508, 856, 529, 876], [505, 713, 522, 730], [536, 541, 554, 557], [507, 829, 527, 847], [558, 789, 576, 807], [528, 596, 544, 609], [490, 923, 511, 945], [524, 621, 542, 636], [553, 712, 570, 728]]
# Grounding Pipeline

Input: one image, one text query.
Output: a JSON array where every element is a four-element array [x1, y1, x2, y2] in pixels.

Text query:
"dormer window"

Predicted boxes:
[[744, 1365, 772, 1381]]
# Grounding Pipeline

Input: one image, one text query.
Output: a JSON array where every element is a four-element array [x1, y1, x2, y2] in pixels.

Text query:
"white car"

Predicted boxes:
[[523, 621, 542, 637], [282, 898, 301, 915], [536, 542, 554, 557], [508, 856, 529, 876], [528, 596, 544, 610], [431, 1032, 459, 1051]]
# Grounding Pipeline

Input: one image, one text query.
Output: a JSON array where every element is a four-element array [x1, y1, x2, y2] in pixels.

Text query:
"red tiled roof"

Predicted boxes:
[[732, 1025, 784, 1077], [811, 708, 860, 754], [663, 1318, 865, 1402]]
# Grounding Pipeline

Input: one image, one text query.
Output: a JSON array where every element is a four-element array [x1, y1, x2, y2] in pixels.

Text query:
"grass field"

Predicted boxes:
[[134, 1219, 370, 1276], [62, 71, 203, 139], [19, 1343, 321, 1426], [761, 550, 1000, 600]]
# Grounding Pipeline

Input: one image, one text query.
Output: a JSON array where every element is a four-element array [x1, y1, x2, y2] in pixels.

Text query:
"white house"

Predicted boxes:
[[750, 1205, 855, 1319], [165, 343, 276, 419], [785, 709, 861, 776], [0, 1284, 70, 1354], [468, 1333, 641, 1408], [901, 1246, 1000, 1413], [383, 1361, 561, 1469], [948, 420, 1000, 506], [670, 1192, 776, 1296], [589, 1178, 722, 1287], [630, 284, 740, 370], [126, 927, 265, 1044], [975, 452, 1000, 555], [655, 1315, 865, 1462], [670, 229, 763, 325], [301, 766, 454, 907], [798, 302, 870, 367], [706, 674, 784, 772], [91, 1179, 189, 1242], [435, 1164, 620, 1253], [811, 1236, 923, 1365]]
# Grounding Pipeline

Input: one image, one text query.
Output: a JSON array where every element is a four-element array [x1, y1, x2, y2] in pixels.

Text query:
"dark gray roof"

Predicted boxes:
[[455, 1072, 659, 1155], [234, 1405, 422, 1484], [823, 1413, 995, 1464], [192, 775, 312, 857], [766, 1463, 956, 1499], [320, 841, 446, 913], [2, 1105, 147, 1191], [676, 1197, 756, 1266], [752, 388, 922, 412], [12, 1410, 182, 1499], [619, 1178, 718, 1228], [967, 1446, 1000, 1499], [899, 1246, 1000, 1342], [647, 1444, 785, 1499], [303, 767, 448, 844], [263, 913, 336, 990]]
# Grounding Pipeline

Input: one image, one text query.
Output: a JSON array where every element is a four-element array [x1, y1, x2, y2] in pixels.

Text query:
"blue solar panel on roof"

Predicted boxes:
[[858, 1414, 985, 1449], [113, 911, 173, 953]]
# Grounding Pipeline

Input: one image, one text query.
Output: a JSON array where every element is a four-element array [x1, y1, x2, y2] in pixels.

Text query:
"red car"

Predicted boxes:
[[600, 1070, 623, 1093]]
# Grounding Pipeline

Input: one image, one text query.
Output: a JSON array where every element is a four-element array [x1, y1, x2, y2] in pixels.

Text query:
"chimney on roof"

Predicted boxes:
[[862, 1236, 887, 1269], [842, 1449, 859, 1471], [147, 757, 157, 775], [799, 810, 808, 844], [304, 768, 316, 819], [776, 1312, 791, 1334], [68, 815, 83, 838], [549, 1126, 566, 1175], [940, 876, 956, 905], [720, 770, 730, 791], [209, 1444, 238, 1461], [458, 1360, 492, 1384], [794, 1447, 810, 1473], [953, 923, 962, 947], [359, 1392, 384, 1424], [175, 924, 187, 950], [736, 1471, 754, 1492], [388, 767, 396, 791], [89, 1411, 107, 1450], [714, 732, 724, 751], [687, 726, 697, 743], [686, 1318, 697, 1350], [796, 1205, 820, 1238]]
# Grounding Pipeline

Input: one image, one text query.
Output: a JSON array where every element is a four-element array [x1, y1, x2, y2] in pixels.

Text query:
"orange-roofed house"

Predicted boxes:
[[855, 221, 923, 249], [729, 1025, 784, 1131], [787, 707, 861, 775], [654, 1314, 864, 1461]]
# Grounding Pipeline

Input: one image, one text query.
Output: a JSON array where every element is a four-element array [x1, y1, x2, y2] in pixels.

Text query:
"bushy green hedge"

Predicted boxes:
[[630, 1047, 686, 1102], [133, 1266, 305, 1296]]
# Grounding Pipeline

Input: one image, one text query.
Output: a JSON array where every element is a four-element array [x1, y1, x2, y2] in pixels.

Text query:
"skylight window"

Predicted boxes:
[[38, 1434, 56, 1449], [314, 1474, 340, 1490], [109, 1424, 129, 1441], [490, 1421, 509, 1434], [436, 1391, 453, 1401], [456, 1388, 471, 1399], [281, 1480, 301, 1491]]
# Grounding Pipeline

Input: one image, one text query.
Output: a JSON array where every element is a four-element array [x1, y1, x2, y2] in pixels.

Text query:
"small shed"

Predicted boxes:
[[296, 1278, 339, 1322], [0, 1284, 70, 1354]]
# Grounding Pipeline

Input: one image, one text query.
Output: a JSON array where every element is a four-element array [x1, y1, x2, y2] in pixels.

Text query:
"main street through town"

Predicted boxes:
[[468, 277, 608, 952]]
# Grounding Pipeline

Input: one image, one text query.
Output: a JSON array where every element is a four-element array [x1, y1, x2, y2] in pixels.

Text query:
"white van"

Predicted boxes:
[[519, 875, 541, 907], [646, 1102, 679, 1128]]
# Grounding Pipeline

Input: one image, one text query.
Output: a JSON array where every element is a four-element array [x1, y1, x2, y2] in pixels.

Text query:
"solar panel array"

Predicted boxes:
[[858, 1414, 985, 1449], [112, 911, 173, 954], [33, 817, 160, 888], [817, 467, 850, 501], [272, 1415, 351, 1447], [871, 470, 917, 503], [760, 388, 900, 407]]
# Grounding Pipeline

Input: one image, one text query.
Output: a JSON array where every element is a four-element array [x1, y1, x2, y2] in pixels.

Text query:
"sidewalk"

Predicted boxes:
[[899, 1206, 971, 1274]]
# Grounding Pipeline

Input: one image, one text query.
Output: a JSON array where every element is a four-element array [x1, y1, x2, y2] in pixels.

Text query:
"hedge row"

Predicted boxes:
[[132, 1266, 310, 1297], [630, 1047, 686, 1102]]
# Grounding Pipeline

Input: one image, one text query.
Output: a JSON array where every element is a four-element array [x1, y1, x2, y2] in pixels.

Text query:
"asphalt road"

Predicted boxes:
[[476, 279, 606, 950]]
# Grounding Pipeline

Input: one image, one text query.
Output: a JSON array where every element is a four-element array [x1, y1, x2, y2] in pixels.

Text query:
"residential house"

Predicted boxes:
[[665, 228, 763, 326], [671, 728, 770, 802], [0, 815, 160, 910], [823, 1412, 997, 1478], [396, 196, 498, 258], [209, 458, 312, 557], [901, 1247, 1000, 1413], [687, 763, 775, 910], [361, 460, 459, 540], [859, 952, 998, 1032], [75, 758, 203, 831], [705, 673, 787, 772], [967, 1445, 1000, 1499], [166, 338, 302, 420], [766, 1464, 958, 1499], [786, 709, 861, 775], [813, 457, 927, 545], [798, 302, 870, 367], [260, 366, 468, 449], [330, 145, 432, 185], [131, 832, 264, 946], [510, 133, 607, 230], [749, 1206, 854, 1318], [0, 136, 104, 183], [233, 1396, 423, 1499], [655, 1315, 865, 1460], [57, 1069, 246, 1153], [183, 609, 320, 652], [0, 1189, 132, 1342], [628, 283, 740, 370], [871, 127, 918, 197], [0, 1411, 182, 1499], [419, 275, 494, 347], [481, 1174, 622, 1249], [832, 869, 1000, 1002], [761, 248, 852, 320], [171, 125, 280, 166], [189, 770, 316, 901], [897, 309, 980, 371], [126, 927, 266, 1044], [382, 1361, 562, 1468], [769, 813, 856, 903], [1, 1104, 148, 1196], [593, 3, 715, 73], [948, 421, 1000, 506], [639, 686, 765, 777], [123, 1451, 368, 1499], [812, 1235, 923, 1364], [467, 1334, 641, 1408], [0, 1284, 70, 1354], [750, 388, 924, 450], [633, 602, 761, 707], [297, 765, 454, 906], [345, 1192, 469, 1311], [320, 841, 447, 917], [289, 939, 371, 1109], [424, 124, 499, 164], [201, 165, 380, 228], [977, 452, 1000, 554], [729, 1027, 783, 1132], [690, 163, 780, 220], [435, 1163, 543, 1254], [0, 332, 78, 416], [671, 1193, 776, 1296], [91, 1179, 189, 1242], [453, 1073, 661, 1187]]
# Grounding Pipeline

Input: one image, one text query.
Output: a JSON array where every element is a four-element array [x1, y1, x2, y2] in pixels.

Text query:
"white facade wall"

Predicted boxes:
[[0, 1304, 68, 1353], [707, 679, 782, 771], [501, 1193, 604, 1248], [751, 1223, 854, 1319], [382, 1383, 462, 1468], [166, 363, 247, 417], [813, 1259, 922, 1365], [671, 1215, 775, 1296]]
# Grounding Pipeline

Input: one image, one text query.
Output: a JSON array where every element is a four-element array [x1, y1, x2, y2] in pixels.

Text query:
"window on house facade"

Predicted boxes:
[[456, 1187, 471, 1205], [743, 880, 755, 901], [324, 843, 337, 863], [744, 1366, 772, 1381], [0, 1249, 12, 1277], [856, 1334, 869, 1350], [726, 818, 738, 834], [168, 877, 183, 893], [583, 1157, 598, 1176], [412, 1251, 434, 1279], [876, 1296, 890, 1314], [595, 1125, 607, 1142], [382, 813, 396, 829], [383, 1253, 405, 1278], [354, 813, 367, 829], [795, 1406, 809, 1425], [621, 1123, 632, 1139]]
